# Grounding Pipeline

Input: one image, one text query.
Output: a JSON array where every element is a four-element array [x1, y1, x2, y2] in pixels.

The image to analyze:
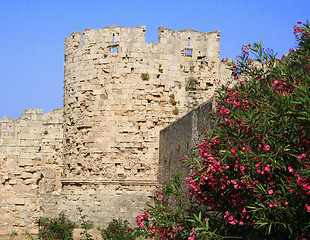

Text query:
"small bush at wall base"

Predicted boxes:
[[100, 219, 137, 240], [10, 230, 18, 237], [38, 212, 75, 240], [80, 215, 94, 240]]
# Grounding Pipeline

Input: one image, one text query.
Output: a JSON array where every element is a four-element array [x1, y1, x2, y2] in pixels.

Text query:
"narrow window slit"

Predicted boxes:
[[110, 46, 118, 53], [185, 49, 192, 55]]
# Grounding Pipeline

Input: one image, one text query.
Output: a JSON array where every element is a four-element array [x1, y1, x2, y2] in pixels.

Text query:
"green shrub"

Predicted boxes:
[[80, 215, 94, 240], [100, 219, 136, 240], [187, 77, 198, 86], [38, 212, 74, 240], [135, 177, 227, 240]]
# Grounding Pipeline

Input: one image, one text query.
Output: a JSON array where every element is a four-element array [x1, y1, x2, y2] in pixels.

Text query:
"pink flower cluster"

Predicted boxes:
[[136, 210, 150, 228], [136, 210, 183, 239], [273, 79, 294, 96]]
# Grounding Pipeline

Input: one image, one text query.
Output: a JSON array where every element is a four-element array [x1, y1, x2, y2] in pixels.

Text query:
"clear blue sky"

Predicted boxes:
[[1, 0, 309, 119]]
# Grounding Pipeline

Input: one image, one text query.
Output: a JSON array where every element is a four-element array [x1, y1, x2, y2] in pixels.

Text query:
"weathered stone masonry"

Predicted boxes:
[[0, 25, 232, 233], [0, 109, 63, 234]]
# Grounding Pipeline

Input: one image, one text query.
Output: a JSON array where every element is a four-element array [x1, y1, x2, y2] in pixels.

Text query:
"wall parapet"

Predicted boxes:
[[65, 25, 220, 61]]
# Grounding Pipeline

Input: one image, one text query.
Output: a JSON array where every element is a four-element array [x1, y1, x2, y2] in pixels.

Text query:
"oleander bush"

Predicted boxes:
[[136, 21, 310, 240], [100, 219, 136, 240], [38, 212, 75, 240]]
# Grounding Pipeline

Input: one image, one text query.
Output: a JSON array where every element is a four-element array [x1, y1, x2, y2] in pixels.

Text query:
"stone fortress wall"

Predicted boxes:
[[0, 109, 63, 234], [0, 25, 232, 233]]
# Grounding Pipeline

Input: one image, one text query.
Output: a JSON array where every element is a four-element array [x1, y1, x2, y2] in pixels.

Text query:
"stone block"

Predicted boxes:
[[7, 197, 25, 205]]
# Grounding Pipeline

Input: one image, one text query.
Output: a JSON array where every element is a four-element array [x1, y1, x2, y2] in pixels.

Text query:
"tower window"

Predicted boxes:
[[110, 46, 118, 53], [188, 37, 190, 46], [185, 49, 192, 55]]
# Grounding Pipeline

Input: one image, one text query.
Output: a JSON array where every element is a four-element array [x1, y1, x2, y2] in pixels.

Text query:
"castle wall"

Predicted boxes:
[[0, 108, 63, 233], [158, 100, 214, 185], [39, 109, 63, 217], [0, 25, 232, 233], [61, 25, 232, 226]]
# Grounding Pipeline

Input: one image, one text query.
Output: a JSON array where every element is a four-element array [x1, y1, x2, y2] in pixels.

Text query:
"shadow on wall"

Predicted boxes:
[[158, 100, 214, 185]]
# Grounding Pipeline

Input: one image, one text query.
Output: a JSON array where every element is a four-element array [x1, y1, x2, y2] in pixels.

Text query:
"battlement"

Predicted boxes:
[[65, 25, 220, 61]]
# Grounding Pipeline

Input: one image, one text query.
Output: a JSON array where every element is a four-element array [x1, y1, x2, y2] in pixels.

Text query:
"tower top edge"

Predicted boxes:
[[158, 26, 220, 34], [67, 25, 219, 38]]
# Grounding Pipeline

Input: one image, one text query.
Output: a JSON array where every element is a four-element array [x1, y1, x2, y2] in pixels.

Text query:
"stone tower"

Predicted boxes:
[[58, 25, 231, 225]]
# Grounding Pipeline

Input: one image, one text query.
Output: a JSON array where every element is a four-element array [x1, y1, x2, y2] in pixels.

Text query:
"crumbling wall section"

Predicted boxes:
[[0, 108, 63, 233], [39, 108, 63, 218], [0, 109, 43, 233]]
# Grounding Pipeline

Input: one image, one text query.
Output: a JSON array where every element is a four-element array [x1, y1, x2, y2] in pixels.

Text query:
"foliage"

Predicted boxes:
[[10, 231, 18, 237], [80, 215, 94, 240], [136, 21, 310, 240], [172, 107, 179, 115], [169, 94, 177, 106], [141, 72, 150, 81], [135, 176, 233, 239], [100, 219, 136, 240], [187, 77, 198, 87], [184, 21, 310, 239], [38, 212, 75, 240], [22, 230, 36, 240]]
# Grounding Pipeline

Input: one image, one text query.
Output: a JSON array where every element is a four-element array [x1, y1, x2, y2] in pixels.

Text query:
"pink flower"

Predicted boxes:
[[295, 26, 302, 34], [298, 21, 302, 24], [268, 189, 273, 195], [263, 145, 270, 151], [288, 167, 294, 173], [231, 148, 236, 153], [224, 108, 230, 114], [305, 204, 310, 213]]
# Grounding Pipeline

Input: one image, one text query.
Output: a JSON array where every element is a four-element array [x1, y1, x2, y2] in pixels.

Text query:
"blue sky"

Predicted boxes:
[[0, 0, 309, 119]]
